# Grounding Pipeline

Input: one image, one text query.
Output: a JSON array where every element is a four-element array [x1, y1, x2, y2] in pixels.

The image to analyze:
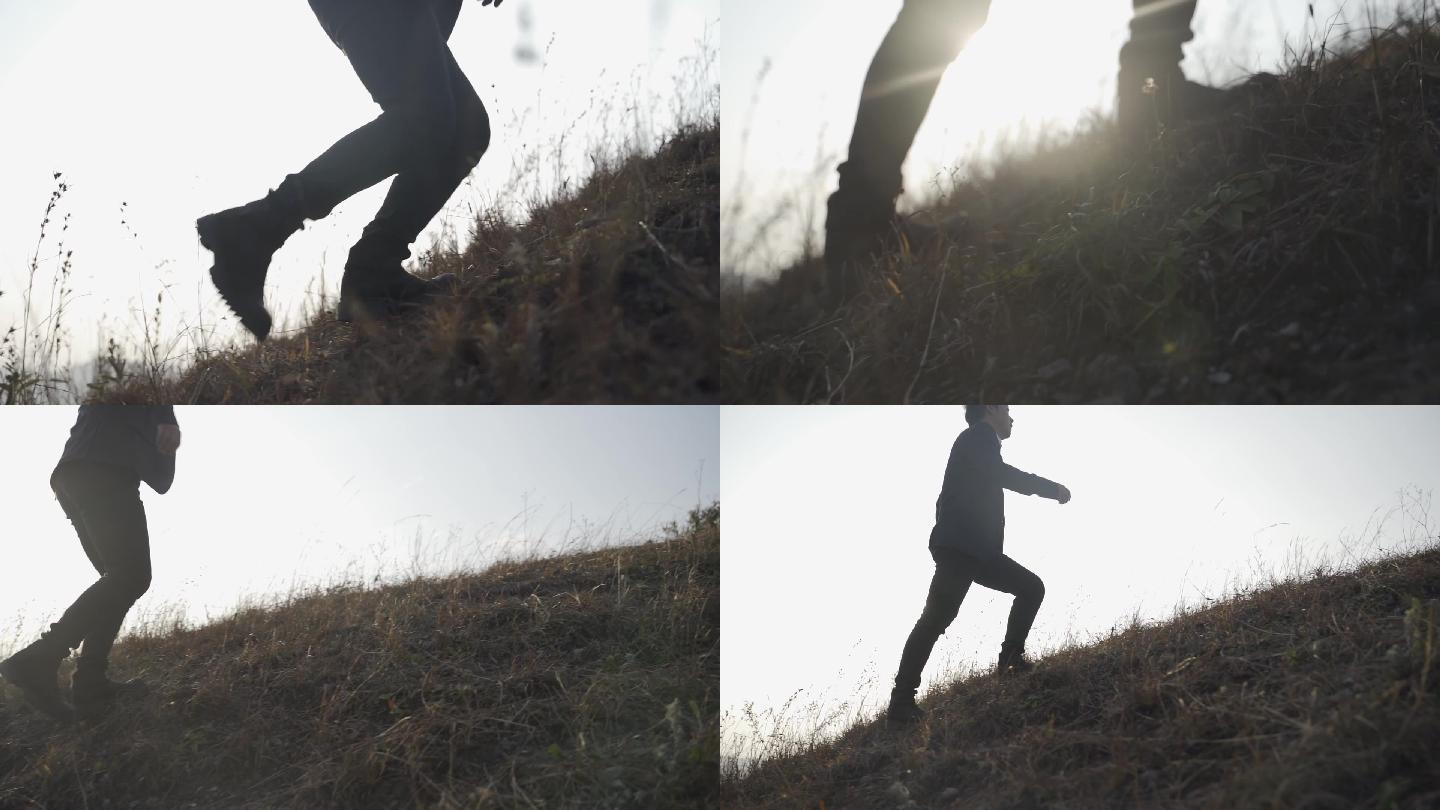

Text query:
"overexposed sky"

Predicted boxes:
[[720, 406, 1440, 768], [1, 405, 718, 657], [722, 0, 1405, 276], [0, 0, 717, 382]]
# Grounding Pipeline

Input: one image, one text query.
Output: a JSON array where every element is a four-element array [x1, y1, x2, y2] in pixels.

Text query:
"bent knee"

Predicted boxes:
[[455, 97, 491, 171], [113, 569, 152, 603], [387, 95, 459, 151], [1029, 577, 1046, 603]]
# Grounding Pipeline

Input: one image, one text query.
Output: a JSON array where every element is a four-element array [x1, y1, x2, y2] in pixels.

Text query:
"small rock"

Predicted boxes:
[[939, 787, 962, 801], [886, 782, 911, 802]]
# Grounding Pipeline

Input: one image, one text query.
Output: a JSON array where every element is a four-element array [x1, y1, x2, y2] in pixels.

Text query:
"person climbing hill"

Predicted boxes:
[[199, 0, 505, 340], [0, 406, 180, 723], [888, 404, 1072, 726]]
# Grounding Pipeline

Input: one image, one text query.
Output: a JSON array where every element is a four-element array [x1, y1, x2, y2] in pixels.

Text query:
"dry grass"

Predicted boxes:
[[722, 541, 1440, 809], [722, 7, 1440, 403], [0, 507, 719, 809], [88, 122, 718, 404]]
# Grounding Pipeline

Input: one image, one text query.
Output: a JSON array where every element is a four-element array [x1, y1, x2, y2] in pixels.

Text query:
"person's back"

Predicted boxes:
[[58, 405, 178, 495], [929, 419, 1060, 560]]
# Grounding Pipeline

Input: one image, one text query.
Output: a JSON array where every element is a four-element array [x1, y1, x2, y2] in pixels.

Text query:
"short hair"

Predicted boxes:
[[965, 405, 989, 425]]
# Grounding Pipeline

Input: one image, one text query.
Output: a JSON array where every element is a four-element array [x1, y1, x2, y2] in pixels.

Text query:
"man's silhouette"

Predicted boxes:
[[826, 0, 1223, 297], [888, 405, 1070, 726], [198, 0, 503, 340], [0, 406, 180, 722]]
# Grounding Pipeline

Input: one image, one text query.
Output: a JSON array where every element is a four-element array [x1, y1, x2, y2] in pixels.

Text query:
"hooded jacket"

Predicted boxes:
[[928, 421, 1061, 559], [55, 406, 179, 494]]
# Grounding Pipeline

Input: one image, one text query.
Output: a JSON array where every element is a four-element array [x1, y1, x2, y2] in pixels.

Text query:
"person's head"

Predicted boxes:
[[965, 405, 1013, 440]]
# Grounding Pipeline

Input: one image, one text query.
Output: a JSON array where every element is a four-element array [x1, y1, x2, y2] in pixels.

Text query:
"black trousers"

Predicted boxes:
[[894, 546, 1045, 692], [45, 462, 153, 678], [835, 0, 1200, 206], [283, 0, 491, 271]]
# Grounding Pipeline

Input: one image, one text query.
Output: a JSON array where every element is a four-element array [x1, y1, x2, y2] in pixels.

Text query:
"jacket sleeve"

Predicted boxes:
[[999, 463, 1061, 499], [146, 406, 177, 495]]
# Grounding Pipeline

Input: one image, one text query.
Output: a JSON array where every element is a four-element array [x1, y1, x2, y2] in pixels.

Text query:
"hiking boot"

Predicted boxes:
[[197, 182, 306, 341], [71, 670, 149, 720], [824, 195, 966, 304], [336, 266, 460, 324], [887, 687, 926, 726], [825, 191, 889, 303], [0, 638, 73, 723], [1116, 61, 1228, 141], [997, 642, 1035, 676]]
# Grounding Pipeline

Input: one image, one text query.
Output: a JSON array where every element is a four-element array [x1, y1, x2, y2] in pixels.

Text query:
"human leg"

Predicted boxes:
[[826, 0, 992, 299], [48, 464, 153, 673], [1, 464, 151, 721], [1117, 0, 1225, 137], [338, 46, 489, 321], [891, 548, 976, 723], [53, 464, 154, 716], [198, 0, 462, 337], [969, 553, 1045, 673]]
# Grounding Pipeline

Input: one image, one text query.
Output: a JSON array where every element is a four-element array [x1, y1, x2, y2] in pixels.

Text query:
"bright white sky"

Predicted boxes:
[[722, 0, 1405, 277], [0, 405, 718, 658], [720, 406, 1440, 769], [0, 0, 718, 383]]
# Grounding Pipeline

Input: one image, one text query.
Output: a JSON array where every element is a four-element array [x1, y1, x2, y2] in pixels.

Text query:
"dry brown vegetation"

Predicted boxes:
[[0, 507, 719, 809], [86, 122, 718, 404], [723, 8, 1440, 403], [722, 542, 1440, 809]]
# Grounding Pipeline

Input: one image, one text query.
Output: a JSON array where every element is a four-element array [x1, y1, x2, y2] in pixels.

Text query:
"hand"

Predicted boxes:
[[481, 0, 503, 6], [156, 424, 182, 455], [1056, 485, 1071, 504]]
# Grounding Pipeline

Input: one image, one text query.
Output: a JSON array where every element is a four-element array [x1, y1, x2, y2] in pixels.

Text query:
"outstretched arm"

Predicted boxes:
[[999, 462, 1068, 503], [154, 406, 180, 455], [156, 424, 181, 455]]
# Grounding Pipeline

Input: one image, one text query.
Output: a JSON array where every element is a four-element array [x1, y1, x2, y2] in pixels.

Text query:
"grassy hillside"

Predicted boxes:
[[89, 122, 718, 404], [722, 9, 1440, 403], [0, 508, 719, 809], [722, 543, 1440, 809]]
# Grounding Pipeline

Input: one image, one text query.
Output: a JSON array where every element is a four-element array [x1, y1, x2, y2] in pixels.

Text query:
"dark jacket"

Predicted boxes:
[[55, 406, 179, 494], [928, 422, 1061, 558]]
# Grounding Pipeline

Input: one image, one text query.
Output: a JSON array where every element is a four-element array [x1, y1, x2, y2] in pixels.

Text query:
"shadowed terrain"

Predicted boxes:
[[86, 122, 718, 405], [0, 507, 719, 809], [723, 10, 1440, 403], [723, 542, 1440, 809]]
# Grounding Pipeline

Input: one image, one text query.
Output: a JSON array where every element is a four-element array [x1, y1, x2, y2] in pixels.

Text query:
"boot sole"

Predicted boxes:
[[197, 214, 274, 341]]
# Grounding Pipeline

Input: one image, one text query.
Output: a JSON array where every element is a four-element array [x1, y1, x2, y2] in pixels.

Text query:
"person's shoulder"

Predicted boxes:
[[956, 423, 997, 451]]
